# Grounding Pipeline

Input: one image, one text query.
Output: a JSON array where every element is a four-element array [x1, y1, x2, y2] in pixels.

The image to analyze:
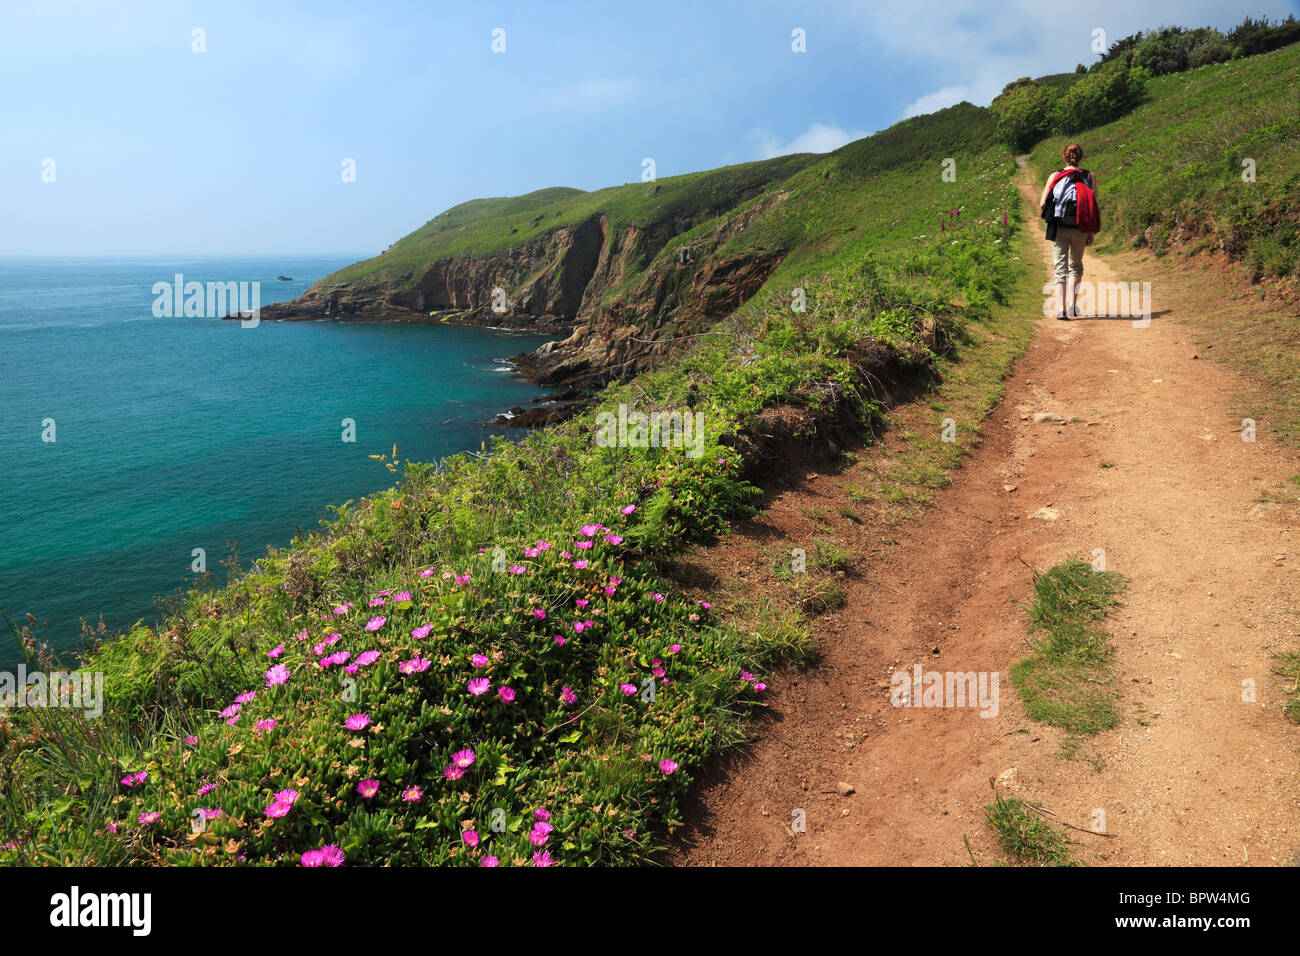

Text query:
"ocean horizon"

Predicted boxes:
[[0, 255, 555, 669]]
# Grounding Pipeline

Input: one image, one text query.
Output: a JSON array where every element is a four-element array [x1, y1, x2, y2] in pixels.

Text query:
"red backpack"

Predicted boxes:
[[1045, 168, 1101, 235]]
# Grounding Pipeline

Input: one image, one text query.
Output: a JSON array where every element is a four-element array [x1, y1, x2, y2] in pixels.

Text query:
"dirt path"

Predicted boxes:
[[668, 163, 1300, 866]]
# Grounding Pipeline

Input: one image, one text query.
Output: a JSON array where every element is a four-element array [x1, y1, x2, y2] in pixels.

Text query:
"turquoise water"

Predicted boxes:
[[0, 257, 554, 668]]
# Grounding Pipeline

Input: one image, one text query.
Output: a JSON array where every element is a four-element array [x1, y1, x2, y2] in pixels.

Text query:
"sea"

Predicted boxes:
[[0, 256, 555, 669]]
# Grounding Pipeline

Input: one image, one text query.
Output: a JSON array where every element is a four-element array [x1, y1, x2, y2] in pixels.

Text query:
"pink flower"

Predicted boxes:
[[604, 535, 623, 545], [524, 548, 540, 558], [554, 634, 567, 647], [455, 574, 471, 585], [274, 789, 299, 806], [295, 630, 310, 641], [197, 782, 218, 796], [481, 855, 500, 867], [399, 656, 431, 675], [267, 644, 284, 659], [532, 608, 546, 620], [411, 624, 432, 639], [184, 736, 199, 746], [365, 616, 386, 631], [220, 703, 241, 722], [659, 759, 678, 775], [255, 718, 277, 735], [572, 559, 589, 569], [443, 764, 465, 781], [531, 849, 556, 867], [575, 598, 589, 608], [753, 682, 767, 692], [368, 597, 385, 607], [356, 650, 381, 667], [609, 576, 623, 586], [265, 801, 292, 819], [394, 591, 411, 602], [509, 565, 526, 574], [468, 677, 491, 696], [497, 686, 516, 703], [740, 670, 754, 682], [265, 663, 290, 687], [301, 844, 345, 867], [235, 691, 257, 704], [620, 504, 636, 515], [560, 551, 572, 559], [604, 586, 616, 596], [345, 713, 370, 731], [344, 664, 359, 675], [700, 601, 712, 611], [620, 683, 637, 695], [652, 593, 665, 603], [451, 748, 476, 769], [356, 779, 380, 799], [575, 540, 593, 551], [529, 821, 553, 846], [668, 644, 682, 654], [137, 811, 160, 825], [402, 786, 423, 803], [534, 808, 551, 821], [419, 567, 435, 578], [579, 524, 604, 536], [471, 654, 489, 668], [198, 807, 222, 821], [332, 605, 350, 615], [462, 830, 480, 847], [560, 686, 577, 706]]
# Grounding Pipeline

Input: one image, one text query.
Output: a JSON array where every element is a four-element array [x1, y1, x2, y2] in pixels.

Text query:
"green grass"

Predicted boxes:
[[1274, 652, 1300, 723], [985, 790, 1078, 866], [1009, 560, 1127, 735]]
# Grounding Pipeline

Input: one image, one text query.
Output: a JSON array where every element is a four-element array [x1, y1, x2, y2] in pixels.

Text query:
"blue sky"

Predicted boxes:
[[3, 0, 1294, 256]]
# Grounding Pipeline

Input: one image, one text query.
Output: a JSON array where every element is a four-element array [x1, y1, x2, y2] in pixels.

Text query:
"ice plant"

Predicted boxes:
[[451, 748, 476, 769], [411, 624, 433, 639], [265, 663, 290, 687], [356, 650, 381, 667], [659, 759, 678, 775], [356, 779, 380, 799], [467, 678, 490, 696], [399, 656, 431, 674], [560, 686, 577, 706], [345, 713, 371, 731], [531, 849, 555, 867], [365, 616, 386, 631], [620, 683, 637, 696], [402, 786, 423, 803], [254, 718, 277, 735], [235, 691, 256, 704], [620, 504, 636, 515], [481, 856, 499, 867], [471, 654, 489, 668], [462, 830, 479, 847], [267, 644, 284, 659], [497, 686, 516, 703], [138, 811, 160, 825]]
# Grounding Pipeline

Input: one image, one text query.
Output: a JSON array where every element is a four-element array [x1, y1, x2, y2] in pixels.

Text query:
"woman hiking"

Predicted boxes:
[[1039, 143, 1099, 320]]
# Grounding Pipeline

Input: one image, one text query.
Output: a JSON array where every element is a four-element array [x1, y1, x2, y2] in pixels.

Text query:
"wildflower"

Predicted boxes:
[[535, 540, 552, 551], [267, 644, 284, 659], [197, 782, 218, 796], [419, 567, 435, 578], [120, 771, 148, 787], [356, 650, 380, 666], [265, 801, 292, 819], [454, 574, 471, 585], [529, 821, 553, 846], [368, 597, 385, 607], [344, 664, 359, 675], [604, 586, 616, 596], [652, 593, 665, 603], [265, 663, 290, 687], [471, 654, 489, 668], [301, 844, 345, 867], [462, 830, 480, 847], [497, 686, 516, 703], [604, 535, 623, 545], [104, 821, 119, 835], [274, 789, 298, 806], [296, 630, 310, 641], [740, 670, 754, 682], [700, 601, 712, 611], [365, 616, 386, 632], [184, 736, 199, 746], [532, 608, 546, 620], [560, 686, 577, 706], [138, 811, 160, 825], [659, 759, 678, 775], [481, 856, 499, 867], [575, 540, 593, 550], [609, 576, 623, 586], [620, 504, 636, 515], [753, 682, 767, 692], [620, 683, 637, 696], [468, 677, 491, 696], [668, 644, 682, 654], [572, 559, 589, 569], [553, 634, 567, 647], [443, 764, 465, 781], [345, 713, 370, 731], [574, 621, 587, 633], [235, 691, 257, 704], [531, 849, 555, 867], [411, 624, 432, 639], [524, 548, 540, 558], [534, 808, 551, 821], [198, 807, 222, 821], [356, 779, 380, 799], [255, 718, 277, 735], [220, 703, 241, 722], [332, 605, 350, 615], [508, 565, 526, 574], [451, 748, 476, 769], [402, 786, 423, 803], [394, 591, 411, 602], [400, 656, 431, 675], [575, 598, 589, 609], [652, 666, 665, 678]]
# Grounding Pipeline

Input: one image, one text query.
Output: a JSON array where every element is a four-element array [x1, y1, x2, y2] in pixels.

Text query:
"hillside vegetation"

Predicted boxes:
[[4, 26, 1296, 867]]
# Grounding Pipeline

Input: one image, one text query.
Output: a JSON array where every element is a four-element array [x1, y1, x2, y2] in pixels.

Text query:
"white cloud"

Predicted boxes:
[[901, 85, 975, 118], [754, 122, 871, 159], [534, 77, 645, 109]]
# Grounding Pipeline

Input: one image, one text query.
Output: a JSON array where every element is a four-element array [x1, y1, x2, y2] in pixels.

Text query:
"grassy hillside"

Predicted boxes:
[[1, 103, 1027, 866]]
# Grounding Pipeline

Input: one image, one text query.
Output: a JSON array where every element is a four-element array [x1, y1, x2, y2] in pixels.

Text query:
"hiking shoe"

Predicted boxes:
[[1056, 311, 1069, 321], [1069, 306, 1081, 317]]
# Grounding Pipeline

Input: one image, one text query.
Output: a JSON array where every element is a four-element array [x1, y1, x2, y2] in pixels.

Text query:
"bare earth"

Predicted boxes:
[[669, 163, 1300, 867]]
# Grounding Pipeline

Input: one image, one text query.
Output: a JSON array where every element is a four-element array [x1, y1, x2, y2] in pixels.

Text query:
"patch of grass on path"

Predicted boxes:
[[985, 790, 1077, 866], [1274, 652, 1300, 724], [1010, 559, 1127, 734]]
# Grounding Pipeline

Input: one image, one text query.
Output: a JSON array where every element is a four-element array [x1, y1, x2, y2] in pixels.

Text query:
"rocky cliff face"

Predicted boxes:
[[256, 194, 791, 389]]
